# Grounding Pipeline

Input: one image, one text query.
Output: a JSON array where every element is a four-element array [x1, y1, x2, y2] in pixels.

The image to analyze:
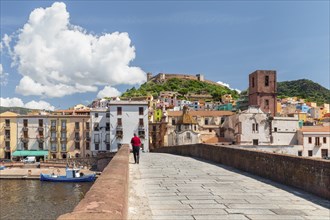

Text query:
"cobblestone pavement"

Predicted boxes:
[[128, 152, 330, 220]]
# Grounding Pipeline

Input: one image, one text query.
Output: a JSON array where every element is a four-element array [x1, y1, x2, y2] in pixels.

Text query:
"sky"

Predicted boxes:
[[0, 1, 329, 110]]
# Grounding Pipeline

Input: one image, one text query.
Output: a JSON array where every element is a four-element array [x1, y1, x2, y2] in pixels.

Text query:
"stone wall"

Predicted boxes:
[[58, 145, 130, 220], [152, 144, 330, 200]]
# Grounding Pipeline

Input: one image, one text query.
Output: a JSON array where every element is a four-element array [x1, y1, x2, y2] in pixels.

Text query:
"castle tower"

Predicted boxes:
[[248, 70, 277, 116], [147, 72, 153, 81], [196, 74, 204, 81]]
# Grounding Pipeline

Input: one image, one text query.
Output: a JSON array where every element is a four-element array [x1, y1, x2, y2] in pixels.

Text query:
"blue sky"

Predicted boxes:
[[1, 1, 329, 110]]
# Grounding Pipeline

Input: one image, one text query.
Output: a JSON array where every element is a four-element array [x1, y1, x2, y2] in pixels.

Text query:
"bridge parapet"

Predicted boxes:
[[153, 144, 330, 200], [58, 145, 130, 220]]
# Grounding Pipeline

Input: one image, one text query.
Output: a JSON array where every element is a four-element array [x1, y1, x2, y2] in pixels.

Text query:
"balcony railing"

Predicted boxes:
[[116, 125, 123, 130], [50, 137, 57, 142], [61, 148, 67, 152], [85, 127, 90, 131], [74, 137, 80, 142], [38, 126, 44, 132], [50, 148, 57, 152], [50, 126, 57, 131], [4, 125, 10, 130], [60, 137, 67, 142], [4, 146, 10, 151], [74, 127, 80, 132], [138, 125, 145, 131], [22, 127, 28, 132], [104, 139, 110, 143], [20, 136, 29, 143], [85, 137, 91, 142], [37, 135, 45, 143], [4, 135, 10, 141], [61, 126, 67, 132]]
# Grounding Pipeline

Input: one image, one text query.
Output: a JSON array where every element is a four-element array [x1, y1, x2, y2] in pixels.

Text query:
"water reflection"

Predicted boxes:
[[0, 180, 92, 220]]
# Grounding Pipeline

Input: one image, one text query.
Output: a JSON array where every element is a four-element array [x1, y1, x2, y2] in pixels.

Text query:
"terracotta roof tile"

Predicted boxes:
[[300, 126, 330, 132], [168, 110, 234, 117]]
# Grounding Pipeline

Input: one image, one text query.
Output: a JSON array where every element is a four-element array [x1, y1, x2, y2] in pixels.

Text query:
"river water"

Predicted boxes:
[[0, 180, 93, 220]]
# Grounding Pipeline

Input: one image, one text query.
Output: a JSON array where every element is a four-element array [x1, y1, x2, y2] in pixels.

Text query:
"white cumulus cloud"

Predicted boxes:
[[0, 97, 55, 111], [97, 86, 122, 98], [5, 2, 145, 98], [217, 81, 241, 94], [0, 64, 9, 86]]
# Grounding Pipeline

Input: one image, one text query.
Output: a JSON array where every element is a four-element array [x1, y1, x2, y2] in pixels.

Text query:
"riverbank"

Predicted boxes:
[[0, 167, 96, 180]]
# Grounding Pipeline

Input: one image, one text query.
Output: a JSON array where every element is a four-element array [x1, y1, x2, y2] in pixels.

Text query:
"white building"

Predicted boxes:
[[91, 108, 110, 155], [271, 115, 300, 145], [109, 101, 149, 152], [222, 106, 271, 145], [297, 126, 330, 158]]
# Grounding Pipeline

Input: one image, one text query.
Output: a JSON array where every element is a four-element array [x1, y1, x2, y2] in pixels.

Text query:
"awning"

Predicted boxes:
[[12, 150, 49, 157]]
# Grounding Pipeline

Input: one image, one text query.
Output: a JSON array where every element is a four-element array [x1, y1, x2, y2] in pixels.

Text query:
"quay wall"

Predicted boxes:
[[58, 145, 130, 220], [152, 144, 330, 200]]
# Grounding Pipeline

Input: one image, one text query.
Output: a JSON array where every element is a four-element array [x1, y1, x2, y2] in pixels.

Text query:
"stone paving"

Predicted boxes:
[[128, 152, 330, 220]]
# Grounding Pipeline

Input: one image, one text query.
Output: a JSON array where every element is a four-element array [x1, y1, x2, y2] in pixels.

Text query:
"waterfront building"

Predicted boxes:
[[297, 126, 330, 158], [91, 108, 110, 155], [15, 112, 49, 160], [248, 70, 277, 116], [0, 112, 18, 159], [271, 115, 300, 145], [109, 101, 149, 152]]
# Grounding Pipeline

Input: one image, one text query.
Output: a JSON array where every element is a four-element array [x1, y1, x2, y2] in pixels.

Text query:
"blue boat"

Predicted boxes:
[[40, 168, 96, 182], [0, 166, 6, 170]]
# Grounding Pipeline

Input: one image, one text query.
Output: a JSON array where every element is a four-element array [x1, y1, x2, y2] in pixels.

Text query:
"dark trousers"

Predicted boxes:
[[133, 146, 140, 163]]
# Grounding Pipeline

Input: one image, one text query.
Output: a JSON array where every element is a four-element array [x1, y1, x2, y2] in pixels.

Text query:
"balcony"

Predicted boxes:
[[116, 131, 123, 139], [38, 126, 44, 132], [4, 135, 10, 141], [4, 146, 10, 151], [138, 125, 145, 131], [74, 137, 81, 142], [74, 127, 80, 132], [4, 125, 10, 130], [61, 126, 67, 132], [61, 148, 67, 152], [20, 136, 29, 143], [22, 127, 28, 132], [116, 125, 123, 131], [50, 137, 57, 142], [50, 148, 57, 152], [60, 137, 67, 142], [85, 127, 90, 131], [85, 137, 91, 142], [104, 139, 110, 143], [50, 126, 57, 131], [37, 135, 45, 143]]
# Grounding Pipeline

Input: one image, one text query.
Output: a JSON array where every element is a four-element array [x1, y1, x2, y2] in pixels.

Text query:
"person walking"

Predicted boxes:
[[131, 133, 142, 164]]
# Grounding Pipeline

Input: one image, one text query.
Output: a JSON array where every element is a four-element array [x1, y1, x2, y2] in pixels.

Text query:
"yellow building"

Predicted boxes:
[[276, 102, 282, 114], [0, 112, 18, 159], [288, 112, 307, 122]]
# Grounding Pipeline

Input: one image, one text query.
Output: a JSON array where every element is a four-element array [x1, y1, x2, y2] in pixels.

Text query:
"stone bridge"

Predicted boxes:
[[58, 144, 330, 220]]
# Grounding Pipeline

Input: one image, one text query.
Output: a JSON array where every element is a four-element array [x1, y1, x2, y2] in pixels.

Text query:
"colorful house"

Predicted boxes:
[[0, 112, 18, 159]]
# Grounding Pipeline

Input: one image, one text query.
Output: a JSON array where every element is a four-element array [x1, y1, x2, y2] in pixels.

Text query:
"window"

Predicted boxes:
[[95, 113, 99, 118], [75, 142, 80, 150], [94, 134, 100, 143], [265, 99, 269, 108], [117, 118, 122, 126], [172, 119, 176, 125], [265, 75, 269, 86], [308, 137, 312, 144], [106, 123, 110, 131], [5, 141, 10, 150], [95, 143, 99, 150], [252, 123, 258, 132], [298, 151, 302, 156], [86, 122, 90, 130], [61, 132, 66, 138], [51, 132, 56, 138], [75, 132, 80, 140], [105, 134, 110, 143], [23, 119, 28, 127], [252, 77, 255, 88], [308, 150, 313, 156], [139, 107, 144, 115], [323, 137, 327, 144], [321, 149, 328, 158], [61, 143, 66, 151], [61, 120, 66, 128], [5, 130, 10, 139], [75, 122, 79, 129], [51, 120, 56, 129], [39, 119, 43, 127], [117, 107, 122, 115], [51, 142, 57, 151], [106, 144, 110, 151], [274, 127, 277, 132], [205, 118, 209, 125], [39, 142, 43, 150], [5, 119, 10, 126], [106, 113, 110, 118], [94, 123, 99, 131], [153, 126, 156, 131], [139, 119, 144, 126], [253, 139, 259, 145], [186, 132, 191, 139], [86, 142, 90, 150], [315, 137, 320, 146]]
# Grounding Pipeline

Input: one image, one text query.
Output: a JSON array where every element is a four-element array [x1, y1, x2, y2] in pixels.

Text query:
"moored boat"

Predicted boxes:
[[40, 168, 95, 182]]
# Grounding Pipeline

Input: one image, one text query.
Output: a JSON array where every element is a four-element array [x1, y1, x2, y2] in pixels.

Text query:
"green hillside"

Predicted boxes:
[[121, 78, 239, 101], [0, 106, 33, 115], [277, 79, 330, 104]]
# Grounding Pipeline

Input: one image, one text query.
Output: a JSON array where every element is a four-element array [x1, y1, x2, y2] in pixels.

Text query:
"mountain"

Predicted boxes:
[[0, 106, 34, 115], [277, 79, 330, 104], [121, 78, 240, 101]]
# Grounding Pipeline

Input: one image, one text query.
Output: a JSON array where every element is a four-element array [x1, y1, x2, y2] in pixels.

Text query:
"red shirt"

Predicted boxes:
[[131, 136, 141, 147]]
